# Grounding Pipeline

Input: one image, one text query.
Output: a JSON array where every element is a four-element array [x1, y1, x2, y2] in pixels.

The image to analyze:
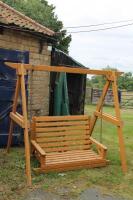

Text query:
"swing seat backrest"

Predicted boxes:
[[31, 115, 91, 153]]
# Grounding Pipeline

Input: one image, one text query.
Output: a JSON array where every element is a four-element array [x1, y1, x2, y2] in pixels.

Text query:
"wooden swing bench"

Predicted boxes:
[[6, 62, 127, 186], [31, 115, 107, 172]]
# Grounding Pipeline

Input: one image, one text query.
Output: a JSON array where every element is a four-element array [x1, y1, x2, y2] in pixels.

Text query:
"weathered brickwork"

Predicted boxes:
[[0, 29, 51, 118]]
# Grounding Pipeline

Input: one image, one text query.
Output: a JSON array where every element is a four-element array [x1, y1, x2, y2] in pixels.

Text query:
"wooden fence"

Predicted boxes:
[[85, 87, 133, 108], [120, 90, 133, 108]]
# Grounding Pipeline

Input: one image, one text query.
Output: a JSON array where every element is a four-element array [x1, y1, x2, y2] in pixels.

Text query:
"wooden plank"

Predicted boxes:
[[47, 150, 98, 157], [10, 112, 24, 128], [16, 112, 23, 119], [46, 152, 96, 161], [41, 141, 90, 149], [31, 140, 46, 156], [16, 112, 30, 128], [34, 115, 89, 122], [47, 152, 101, 161], [36, 121, 88, 127], [39, 140, 90, 148], [46, 151, 105, 161], [10, 112, 29, 130], [45, 159, 106, 169], [30, 120, 36, 154], [36, 135, 90, 143], [89, 80, 111, 136], [47, 155, 101, 164], [94, 111, 122, 126], [7, 76, 21, 152], [36, 125, 90, 132], [20, 64, 32, 186], [5, 62, 123, 76], [46, 150, 95, 158], [90, 137, 107, 150], [47, 153, 100, 163], [42, 145, 91, 153], [36, 130, 89, 138], [47, 153, 98, 161], [112, 72, 127, 173], [34, 161, 107, 173], [31, 118, 36, 141]]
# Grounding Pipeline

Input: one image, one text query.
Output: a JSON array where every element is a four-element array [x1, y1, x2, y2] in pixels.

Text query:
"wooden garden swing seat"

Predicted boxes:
[[6, 62, 127, 186], [31, 115, 107, 172]]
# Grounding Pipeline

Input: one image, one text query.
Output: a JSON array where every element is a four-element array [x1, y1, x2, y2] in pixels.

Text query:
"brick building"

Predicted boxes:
[[0, 1, 55, 118], [0, 1, 87, 146]]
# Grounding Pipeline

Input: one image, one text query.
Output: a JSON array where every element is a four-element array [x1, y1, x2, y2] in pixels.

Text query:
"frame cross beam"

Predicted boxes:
[[5, 62, 123, 76]]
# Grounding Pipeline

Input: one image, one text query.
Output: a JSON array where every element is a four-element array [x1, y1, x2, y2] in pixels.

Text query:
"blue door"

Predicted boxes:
[[0, 48, 29, 147]]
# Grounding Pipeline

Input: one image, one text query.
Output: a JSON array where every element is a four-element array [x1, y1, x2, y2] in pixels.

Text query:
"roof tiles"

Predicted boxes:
[[0, 1, 54, 36]]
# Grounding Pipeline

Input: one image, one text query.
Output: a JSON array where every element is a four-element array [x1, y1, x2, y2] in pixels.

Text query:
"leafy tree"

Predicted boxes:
[[2, 0, 71, 53], [118, 72, 133, 90], [87, 66, 115, 89], [86, 66, 133, 90]]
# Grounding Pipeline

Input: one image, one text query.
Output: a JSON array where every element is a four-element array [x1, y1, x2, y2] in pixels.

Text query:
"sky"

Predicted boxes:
[[48, 0, 133, 72]]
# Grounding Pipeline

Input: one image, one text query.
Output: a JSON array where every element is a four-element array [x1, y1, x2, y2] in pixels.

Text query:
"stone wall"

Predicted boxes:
[[0, 29, 51, 118]]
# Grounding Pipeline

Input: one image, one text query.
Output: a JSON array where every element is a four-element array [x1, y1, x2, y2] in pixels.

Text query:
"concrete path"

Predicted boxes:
[[24, 188, 124, 200], [78, 188, 123, 200]]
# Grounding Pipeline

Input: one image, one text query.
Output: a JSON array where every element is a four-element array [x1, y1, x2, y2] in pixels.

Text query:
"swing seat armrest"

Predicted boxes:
[[90, 137, 107, 150], [31, 140, 46, 156], [90, 137, 107, 159]]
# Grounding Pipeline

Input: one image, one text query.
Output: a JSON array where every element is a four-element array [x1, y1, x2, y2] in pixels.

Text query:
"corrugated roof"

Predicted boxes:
[[0, 1, 55, 36]]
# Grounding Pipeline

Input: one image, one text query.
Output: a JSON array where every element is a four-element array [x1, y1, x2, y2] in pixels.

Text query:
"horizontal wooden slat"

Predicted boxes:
[[39, 140, 90, 148], [34, 161, 107, 173], [42, 145, 90, 153], [47, 155, 100, 165], [36, 135, 90, 143], [31, 115, 92, 154], [47, 153, 99, 163], [46, 150, 103, 164], [34, 115, 89, 122], [36, 120, 88, 127], [47, 150, 95, 158], [36, 125, 89, 133], [45, 160, 105, 169], [36, 130, 89, 138], [48, 156, 104, 165]]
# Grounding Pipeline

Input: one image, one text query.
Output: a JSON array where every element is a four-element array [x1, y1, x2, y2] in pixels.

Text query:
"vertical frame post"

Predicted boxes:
[[112, 72, 127, 173], [19, 64, 32, 186]]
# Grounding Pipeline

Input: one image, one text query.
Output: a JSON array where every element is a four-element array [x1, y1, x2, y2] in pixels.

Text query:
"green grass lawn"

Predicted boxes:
[[0, 105, 133, 200]]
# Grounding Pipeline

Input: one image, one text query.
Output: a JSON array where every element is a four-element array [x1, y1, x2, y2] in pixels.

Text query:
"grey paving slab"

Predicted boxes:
[[23, 188, 125, 200], [78, 188, 124, 200], [24, 189, 61, 200]]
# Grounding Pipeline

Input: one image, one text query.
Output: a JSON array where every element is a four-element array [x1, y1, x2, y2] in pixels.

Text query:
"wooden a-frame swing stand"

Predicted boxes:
[[6, 62, 127, 186]]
